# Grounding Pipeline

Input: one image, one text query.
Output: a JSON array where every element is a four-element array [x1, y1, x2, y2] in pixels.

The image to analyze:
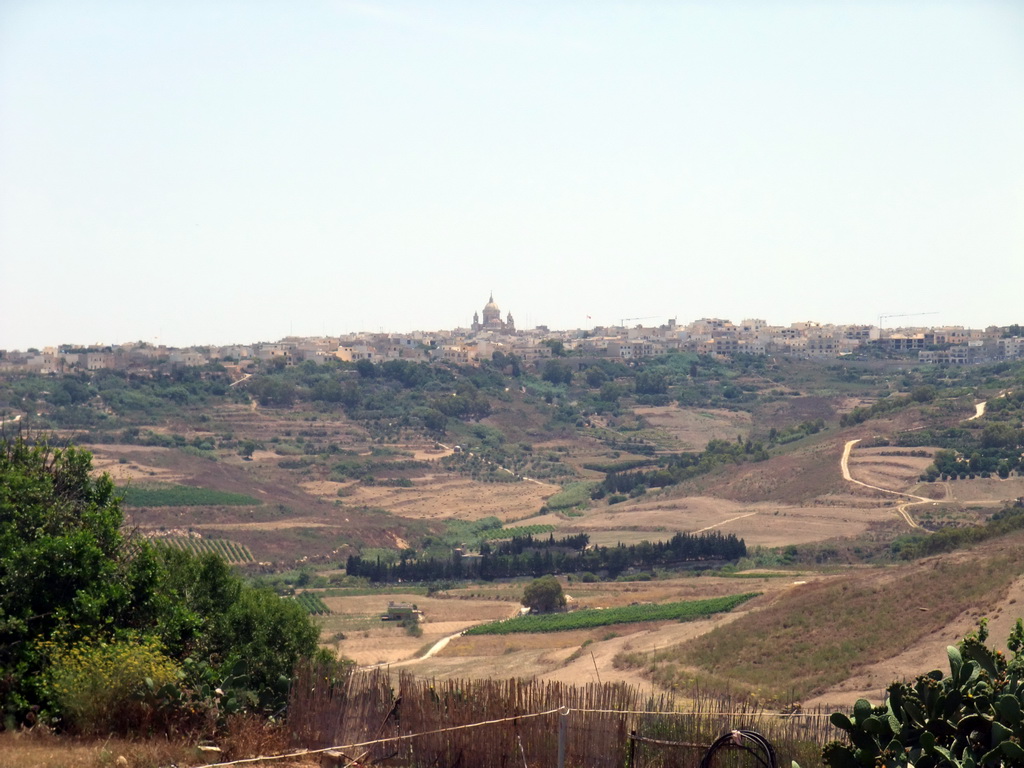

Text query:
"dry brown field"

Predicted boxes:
[[76, 388, 1024, 713], [303, 474, 558, 521], [549, 495, 893, 548], [803, 571, 1024, 708], [631, 406, 752, 450], [845, 446, 935, 488], [314, 574, 810, 687]]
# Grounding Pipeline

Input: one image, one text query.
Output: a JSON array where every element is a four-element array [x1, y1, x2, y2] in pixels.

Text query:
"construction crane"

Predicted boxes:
[[877, 311, 938, 329], [619, 315, 659, 327]]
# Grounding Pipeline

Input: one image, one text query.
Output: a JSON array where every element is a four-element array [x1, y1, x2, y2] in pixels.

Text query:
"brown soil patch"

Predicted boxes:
[[944, 476, 1024, 504], [754, 396, 837, 429], [560, 495, 893, 548], [846, 447, 936, 489], [690, 437, 852, 504], [540, 613, 747, 689], [633, 407, 752, 451], [320, 595, 521, 666], [380, 575, 809, 685], [90, 446, 187, 483], [326, 476, 558, 522]]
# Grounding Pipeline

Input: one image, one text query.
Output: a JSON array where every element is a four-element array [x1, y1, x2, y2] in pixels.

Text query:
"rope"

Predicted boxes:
[[190, 706, 822, 768], [193, 707, 564, 768], [573, 707, 832, 718]]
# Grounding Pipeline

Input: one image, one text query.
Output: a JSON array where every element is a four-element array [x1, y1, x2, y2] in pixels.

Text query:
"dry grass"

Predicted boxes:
[[631, 407, 753, 451], [0, 716, 307, 768], [619, 545, 1023, 703], [0, 730, 207, 768], [559, 492, 893, 549], [218, 714, 290, 761], [336, 474, 557, 521]]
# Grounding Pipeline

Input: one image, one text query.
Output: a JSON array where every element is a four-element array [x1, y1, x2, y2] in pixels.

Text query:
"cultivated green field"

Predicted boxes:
[[156, 537, 255, 563], [463, 593, 758, 634], [294, 592, 331, 615], [119, 484, 262, 507]]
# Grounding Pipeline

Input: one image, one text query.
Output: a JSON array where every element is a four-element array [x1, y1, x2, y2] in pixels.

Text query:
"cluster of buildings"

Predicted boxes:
[[2, 294, 1022, 376]]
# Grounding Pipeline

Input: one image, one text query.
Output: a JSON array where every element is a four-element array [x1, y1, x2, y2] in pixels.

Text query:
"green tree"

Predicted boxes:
[[521, 575, 566, 614], [911, 385, 936, 402], [542, 339, 567, 357], [0, 436, 323, 726], [542, 359, 573, 385], [585, 367, 608, 388], [635, 370, 668, 395], [420, 408, 448, 433], [238, 439, 259, 459], [0, 437, 162, 720], [981, 422, 1018, 450], [248, 376, 296, 407]]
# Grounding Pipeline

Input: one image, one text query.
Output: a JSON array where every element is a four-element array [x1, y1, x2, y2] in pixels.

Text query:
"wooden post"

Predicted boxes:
[[557, 708, 569, 768]]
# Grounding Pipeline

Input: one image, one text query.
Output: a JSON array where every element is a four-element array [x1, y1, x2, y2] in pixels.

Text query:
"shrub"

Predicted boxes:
[[41, 637, 181, 735], [814, 621, 1024, 768]]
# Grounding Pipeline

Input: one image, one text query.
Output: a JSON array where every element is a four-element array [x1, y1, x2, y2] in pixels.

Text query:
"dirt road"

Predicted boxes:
[[841, 439, 929, 530], [967, 390, 1015, 422], [437, 442, 556, 488]]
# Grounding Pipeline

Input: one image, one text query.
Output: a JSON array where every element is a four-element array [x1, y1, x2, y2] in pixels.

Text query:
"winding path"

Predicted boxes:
[[360, 630, 466, 671], [360, 603, 523, 671], [436, 442, 553, 487], [967, 391, 1011, 422], [967, 401, 987, 421], [841, 439, 930, 530]]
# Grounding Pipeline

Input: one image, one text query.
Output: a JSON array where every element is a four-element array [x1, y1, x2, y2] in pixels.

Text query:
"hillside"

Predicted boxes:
[[2, 355, 1021, 568], [2, 352, 1024, 720]]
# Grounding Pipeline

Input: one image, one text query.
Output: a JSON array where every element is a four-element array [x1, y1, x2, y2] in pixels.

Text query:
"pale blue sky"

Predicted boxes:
[[1, 1, 1022, 349]]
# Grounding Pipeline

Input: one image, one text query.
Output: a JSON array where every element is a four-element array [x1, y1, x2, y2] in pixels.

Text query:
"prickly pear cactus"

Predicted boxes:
[[818, 620, 1024, 768]]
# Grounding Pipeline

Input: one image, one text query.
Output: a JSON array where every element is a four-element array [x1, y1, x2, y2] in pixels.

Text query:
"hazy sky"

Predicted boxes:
[[1, 1, 1022, 350]]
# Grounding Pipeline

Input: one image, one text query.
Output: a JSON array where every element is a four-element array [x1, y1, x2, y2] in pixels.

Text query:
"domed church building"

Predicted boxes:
[[471, 293, 516, 334]]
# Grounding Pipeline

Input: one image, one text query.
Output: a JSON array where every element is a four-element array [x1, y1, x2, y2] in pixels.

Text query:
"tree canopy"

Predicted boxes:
[[521, 575, 566, 614], [0, 435, 322, 731]]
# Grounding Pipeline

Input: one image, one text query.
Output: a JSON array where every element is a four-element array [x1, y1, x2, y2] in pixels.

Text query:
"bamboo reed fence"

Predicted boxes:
[[287, 663, 840, 768]]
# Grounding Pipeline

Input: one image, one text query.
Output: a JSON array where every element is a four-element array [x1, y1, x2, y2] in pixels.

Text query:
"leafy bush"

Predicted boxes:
[[0, 436, 323, 729], [41, 637, 181, 735]]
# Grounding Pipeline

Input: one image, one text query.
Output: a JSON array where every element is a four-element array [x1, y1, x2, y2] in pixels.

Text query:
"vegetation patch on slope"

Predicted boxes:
[[119, 483, 262, 507], [618, 552, 1020, 701], [155, 537, 254, 563], [464, 593, 758, 634]]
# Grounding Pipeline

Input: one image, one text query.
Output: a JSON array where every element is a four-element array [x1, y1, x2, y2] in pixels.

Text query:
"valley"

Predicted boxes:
[[3, 352, 1023, 710]]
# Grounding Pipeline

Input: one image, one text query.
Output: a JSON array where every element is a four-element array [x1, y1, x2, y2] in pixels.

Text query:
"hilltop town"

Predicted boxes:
[[3, 292, 1024, 766], [3, 294, 1023, 375]]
